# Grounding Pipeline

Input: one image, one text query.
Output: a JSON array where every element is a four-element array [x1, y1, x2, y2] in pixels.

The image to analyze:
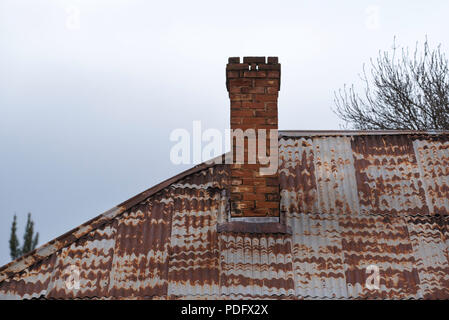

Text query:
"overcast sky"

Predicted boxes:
[[0, 0, 448, 266]]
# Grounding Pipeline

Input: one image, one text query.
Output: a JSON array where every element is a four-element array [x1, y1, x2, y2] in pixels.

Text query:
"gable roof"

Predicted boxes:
[[0, 156, 221, 283], [0, 131, 448, 299]]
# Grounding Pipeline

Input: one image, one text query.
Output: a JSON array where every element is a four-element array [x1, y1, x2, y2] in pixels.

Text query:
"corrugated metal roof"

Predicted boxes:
[[0, 132, 448, 299], [219, 232, 295, 298], [351, 135, 429, 215]]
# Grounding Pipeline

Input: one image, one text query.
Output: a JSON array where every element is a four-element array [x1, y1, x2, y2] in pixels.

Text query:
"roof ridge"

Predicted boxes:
[[279, 130, 449, 136]]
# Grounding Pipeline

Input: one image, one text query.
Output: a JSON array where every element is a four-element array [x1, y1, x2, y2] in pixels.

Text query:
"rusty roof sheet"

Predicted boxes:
[[219, 232, 295, 298], [0, 131, 448, 299], [279, 133, 449, 217]]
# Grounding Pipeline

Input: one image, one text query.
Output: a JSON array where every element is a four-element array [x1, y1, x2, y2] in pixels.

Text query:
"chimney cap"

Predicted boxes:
[[226, 56, 281, 91], [267, 57, 278, 64], [228, 56, 280, 65], [228, 57, 240, 64], [243, 57, 266, 64]]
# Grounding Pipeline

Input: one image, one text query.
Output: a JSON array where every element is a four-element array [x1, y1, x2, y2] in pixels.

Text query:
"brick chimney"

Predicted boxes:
[[226, 57, 280, 218]]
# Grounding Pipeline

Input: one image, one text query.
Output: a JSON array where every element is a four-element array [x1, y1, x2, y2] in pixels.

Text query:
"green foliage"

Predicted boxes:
[[9, 213, 39, 260], [9, 214, 21, 260]]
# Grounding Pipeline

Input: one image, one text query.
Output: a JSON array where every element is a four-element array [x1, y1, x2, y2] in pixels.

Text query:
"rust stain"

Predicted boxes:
[[168, 185, 222, 297], [219, 232, 295, 298], [351, 135, 429, 216], [1, 133, 448, 300], [107, 190, 172, 299], [279, 137, 318, 214], [312, 137, 360, 215], [413, 139, 449, 215], [287, 212, 347, 299], [339, 214, 420, 299], [406, 215, 449, 299]]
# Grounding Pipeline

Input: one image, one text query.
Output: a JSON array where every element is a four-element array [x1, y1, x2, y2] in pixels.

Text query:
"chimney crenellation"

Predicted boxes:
[[226, 57, 280, 92]]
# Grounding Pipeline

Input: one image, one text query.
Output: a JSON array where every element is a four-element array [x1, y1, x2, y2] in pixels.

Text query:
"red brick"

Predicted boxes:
[[266, 117, 278, 125], [231, 178, 243, 186], [267, 57, 278, 64], [243, 193, 266, 201], [232, 110, 254, 117], [231, 193, 242, 201], [256, 201, 279, 209], [241, 102, 264, 109], [231, 186, 254, 193], [258, 64, 280, 70], [231, 169, 255, 178], [264, 177, 279, 186], [231, 164, 260, 170], [251, 208, 271, 216], [241, 117, 266, 125], [229, 94, 252, 101], [265, 102, 278, 110], [231, 117, 242, 125], [253, 94, 278, 102], [255, 186, 278, 193], [266, 86, 279, 94], [255, 79, 279, 87], [243, 57, 266, 64], [265, 193, 280, 201], [241, 178, 268, 186], [229, 79, 252, 86], [255, 110, 277, 117], [240, 86, 250, 93], [227, 71, 240, 79], [247, 87, 265, 94], [230, 124, 262, 131], [267, 71, 280, 78], [235, 200, 255, 210], [226, 63, 249, 70], [243, 71, 267, 78], [229, 86, 243, 93]]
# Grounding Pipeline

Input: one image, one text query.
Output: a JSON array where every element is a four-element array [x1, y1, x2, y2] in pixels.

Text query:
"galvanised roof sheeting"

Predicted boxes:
[[0, 132, 448, 299]]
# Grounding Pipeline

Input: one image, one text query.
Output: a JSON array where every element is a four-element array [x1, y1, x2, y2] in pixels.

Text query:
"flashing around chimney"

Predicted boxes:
[[216, 210, 292, 234], [217, 221, 292, 234]]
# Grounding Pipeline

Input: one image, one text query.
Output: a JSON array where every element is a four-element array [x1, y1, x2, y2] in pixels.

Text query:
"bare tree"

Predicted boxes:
[[334, 38, 449, 130]]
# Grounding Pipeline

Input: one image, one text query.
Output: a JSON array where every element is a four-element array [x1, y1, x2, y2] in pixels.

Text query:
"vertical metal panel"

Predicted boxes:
[[108, 190, 173, 298], [167, 165, 227, 298], [406, 215, 449, 299], [339, 214, 420, 299], [351, 135, 429, 215], [444, 216, 449, 271], [219, 232, 295, 298], [313, 137, 360, 215], [413, 139, 449, 215], [46, 222, 117, 299], [286, 212, 348, 298], [167, 187, 221, 297], [0, 254, 57, 299], [279, 137, 318, 214]]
